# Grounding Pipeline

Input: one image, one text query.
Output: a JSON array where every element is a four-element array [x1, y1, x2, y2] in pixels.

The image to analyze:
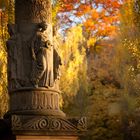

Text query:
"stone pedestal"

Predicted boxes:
[[10, 88, 65, 117], [16, 136, 78, 140], [8, 89, 86, 140]]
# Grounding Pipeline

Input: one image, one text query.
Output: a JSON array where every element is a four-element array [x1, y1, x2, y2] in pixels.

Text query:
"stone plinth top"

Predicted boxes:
[[16, 136, 78, 140]]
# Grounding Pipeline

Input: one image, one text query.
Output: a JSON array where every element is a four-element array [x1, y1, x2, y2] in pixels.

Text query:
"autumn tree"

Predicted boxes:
[[112, 0, 140, 139], [55, 25, 88, 114], [55, 0, 140, 139], [56, 0, 122, 42]]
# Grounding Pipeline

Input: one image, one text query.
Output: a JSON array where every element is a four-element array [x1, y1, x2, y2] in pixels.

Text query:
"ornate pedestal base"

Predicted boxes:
[[11, 115, 86, 140], [12, 115, 86, 136], [9, 88, 86, 139]]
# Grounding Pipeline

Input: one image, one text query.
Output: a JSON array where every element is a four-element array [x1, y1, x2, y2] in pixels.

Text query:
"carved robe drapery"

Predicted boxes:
[[31, 26, 54, 87], [7, 24, 24, 90], [31, 46, 54, 88]]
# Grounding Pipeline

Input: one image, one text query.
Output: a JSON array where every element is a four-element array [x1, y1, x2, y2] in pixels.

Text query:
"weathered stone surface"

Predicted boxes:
[[11, 115, 87, 136], [7, 23, 59, 91], [9, 88, 65, 117], [7, 22, 64, 117], [15, 0, 52, 23], [6, 0, 87, 138]]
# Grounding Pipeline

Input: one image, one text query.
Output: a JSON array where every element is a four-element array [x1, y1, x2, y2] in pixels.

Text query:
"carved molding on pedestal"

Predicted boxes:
[[10, 88, 65, 117], [12, 115, 87, 135]]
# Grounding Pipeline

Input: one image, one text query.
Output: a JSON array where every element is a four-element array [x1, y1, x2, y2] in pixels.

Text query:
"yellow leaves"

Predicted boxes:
[[52, 1, 61, 25], [0, 0, 12, 118], [0, 50, 3, 58], [58, 26, 86, 98], [95, 45, 103, 54], [120, 0, 135, 28], [67, 25, 84, 44], [64, 26, 85, 70], [0, 86, 2, 96], [0, 49, 7, 97], [87, 37, 96, 48], [117, 0, 140, 96], [122, 38, 140, 60], [0, 0, 8, 10]]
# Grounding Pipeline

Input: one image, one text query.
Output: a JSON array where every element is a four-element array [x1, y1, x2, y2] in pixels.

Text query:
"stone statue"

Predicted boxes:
[[53, 26, 62, 89], [53, 48, 62, 89], [7, 22, 63, 91], [7, 0, 86, 135], [30, 22, 54, 88], [7, 24, 23, 90]]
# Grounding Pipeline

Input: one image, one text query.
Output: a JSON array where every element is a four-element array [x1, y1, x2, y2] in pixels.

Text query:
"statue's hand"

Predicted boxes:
[[45, 40, 52, 49]]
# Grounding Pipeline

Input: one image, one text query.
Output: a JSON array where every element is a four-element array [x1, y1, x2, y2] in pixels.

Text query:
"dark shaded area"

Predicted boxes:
[[0, 119, 16, 140]]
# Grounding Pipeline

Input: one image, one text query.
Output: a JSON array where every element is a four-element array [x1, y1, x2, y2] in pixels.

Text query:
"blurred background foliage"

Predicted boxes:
[[1, 0, 140, 140], [0, 0, 14, 118]]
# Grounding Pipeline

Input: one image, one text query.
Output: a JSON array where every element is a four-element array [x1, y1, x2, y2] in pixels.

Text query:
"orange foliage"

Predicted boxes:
[[91, 9, 99, 20], [84, 18, 95, 30], [58, 0, 123, 38], [60, 4, 73, 12], [76, 4, 91, 15]]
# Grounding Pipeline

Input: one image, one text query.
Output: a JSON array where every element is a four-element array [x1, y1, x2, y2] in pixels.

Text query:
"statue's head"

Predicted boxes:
[[37, 21, 48, 32]]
